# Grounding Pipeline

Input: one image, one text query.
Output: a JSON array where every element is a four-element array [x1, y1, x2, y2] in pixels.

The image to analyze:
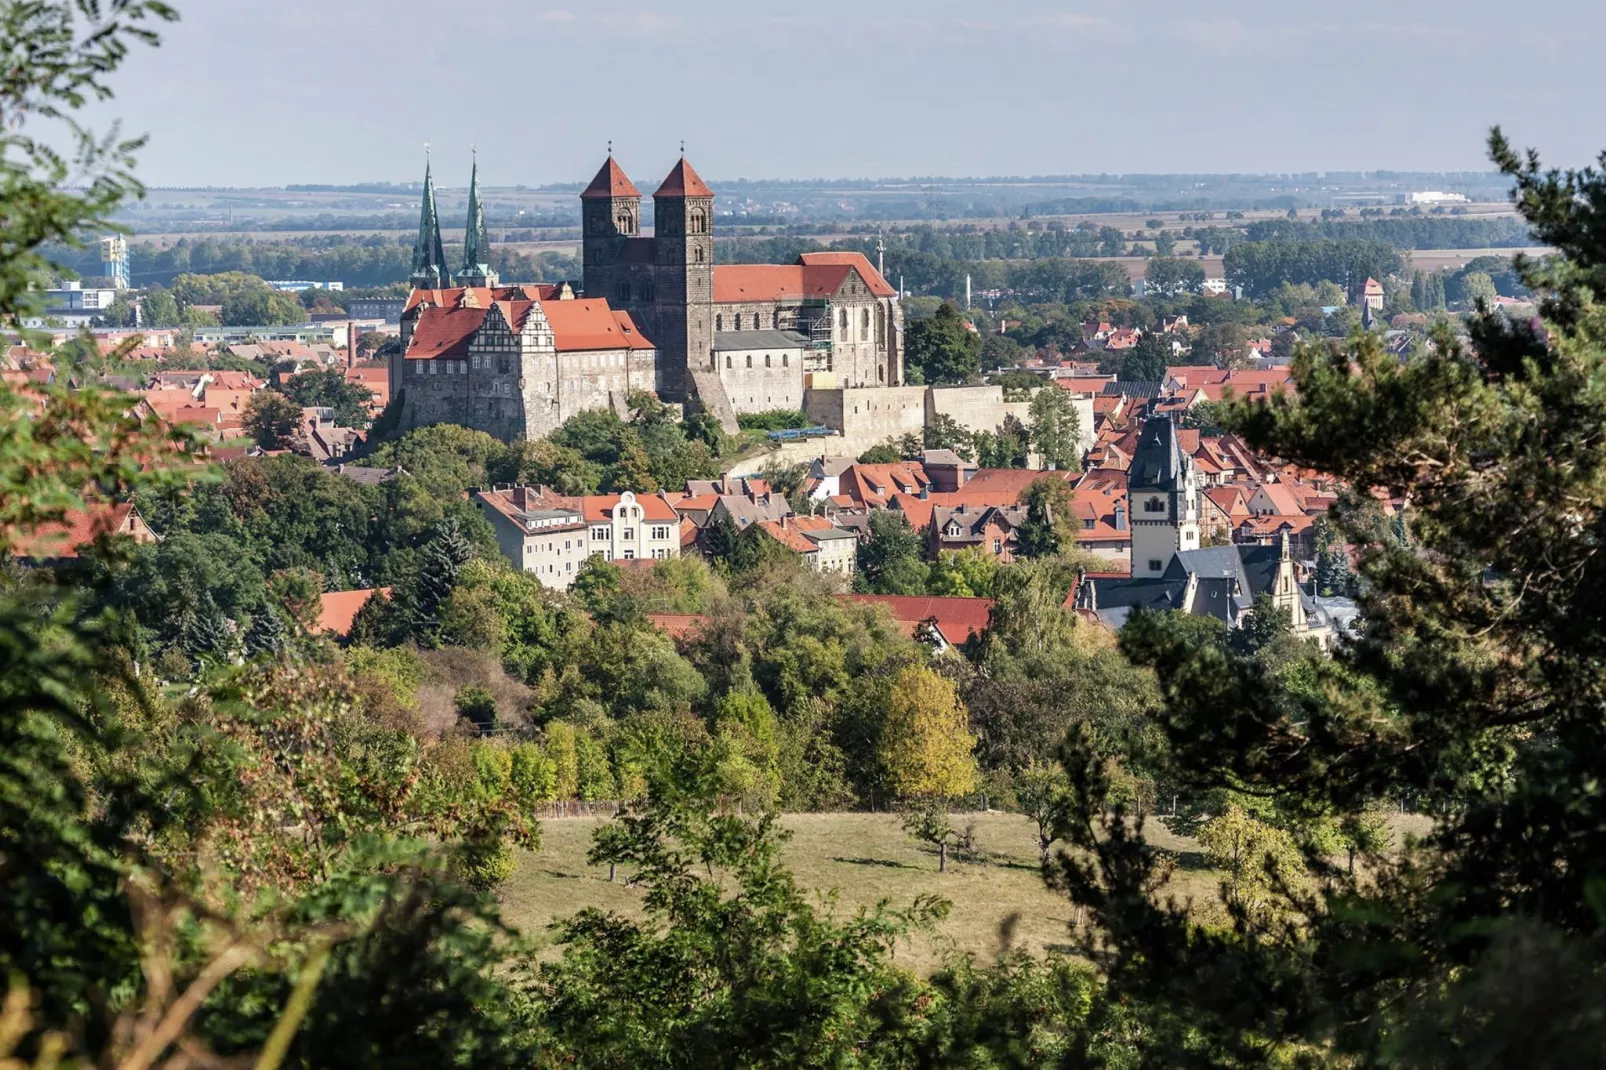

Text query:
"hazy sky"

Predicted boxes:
[[103, 0, 1603, 188]]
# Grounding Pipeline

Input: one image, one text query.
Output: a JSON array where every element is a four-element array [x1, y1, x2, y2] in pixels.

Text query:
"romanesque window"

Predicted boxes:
[[782, 354, 789, 367], [726, 355, 732, 369], [616, 210, 633, 232], [876, 305, 887, 345], [617, 282, 631, 304], [716, 314, 723, 331], [772, 311, 780, 329], [746, 355, 752, 368], [839, 308, 848, 333], [861, 308, 870, 340], [765, 354, 771, 367], [695, 247, 705, 263], [689, 209, 707, 234]]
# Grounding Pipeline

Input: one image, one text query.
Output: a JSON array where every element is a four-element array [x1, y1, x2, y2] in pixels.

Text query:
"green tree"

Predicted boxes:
[[1122, 331, 1172, 381], [242, 389, 304, 450], [243, 605, 286, 658], [1459, 268, 1498, 307], [855, 510, 927, 595], [1014, 476, 1075, 559], [412, 517, 474, 646], [904, 301, 981, 385], [1145, 256, 1205, 296], [277, 368, 374, 427], [923, 411, 976, 462], [219, 284, 306, 327], [1027, 385, 1083, 472]]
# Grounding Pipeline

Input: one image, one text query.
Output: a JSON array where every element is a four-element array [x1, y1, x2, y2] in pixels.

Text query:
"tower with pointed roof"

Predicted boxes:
[[580, 153, 641, 319], [459, 150, 498, 288], [410, 155, 449, 290], [1128, 414, 1200, 576], [651, 153, 715, 403]]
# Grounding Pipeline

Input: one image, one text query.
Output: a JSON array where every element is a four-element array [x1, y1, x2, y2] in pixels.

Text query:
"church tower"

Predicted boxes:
[[1128, 415, 1201, 576], [651, 154, 714, 403], [410, 155, 449, 290], [459, 150, 498, 288], [580, 153, 640, 308]]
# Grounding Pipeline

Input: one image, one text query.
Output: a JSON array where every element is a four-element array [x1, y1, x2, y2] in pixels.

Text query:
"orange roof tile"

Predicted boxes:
[[653, 157, 713, 198], [9, 503, 144, 560], [838, 594, 994, 647], [797, 252, 897, 297], [646, 613, 710, 639], [582, 493, 679, 523], [316, 587, 389, 637], [581, 156, 641, 199]]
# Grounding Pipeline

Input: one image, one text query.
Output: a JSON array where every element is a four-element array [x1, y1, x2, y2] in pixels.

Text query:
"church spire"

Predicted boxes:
[[459, 147, 498, 287], [410, 150, 448, 290]]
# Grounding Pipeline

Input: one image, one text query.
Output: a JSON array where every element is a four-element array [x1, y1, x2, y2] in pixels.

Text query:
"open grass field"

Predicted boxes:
[[501, 811, 1221, 973]]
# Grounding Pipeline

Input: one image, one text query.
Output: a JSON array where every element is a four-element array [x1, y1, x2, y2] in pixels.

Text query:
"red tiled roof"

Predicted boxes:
[[582, 493, 679, 523], [9, 503, 144, 560], [839, 594, 994, 647], [653, 157, 713, 198], [797, 252, 897, 297], [959, 468, 1074, 499], [541, 299, 655, 352], [316, 587, 389, 637], [581, 157, 640, 200]]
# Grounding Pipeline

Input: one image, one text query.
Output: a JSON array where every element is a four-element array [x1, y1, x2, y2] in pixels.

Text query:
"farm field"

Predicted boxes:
[[496, 810, 1432, 974]]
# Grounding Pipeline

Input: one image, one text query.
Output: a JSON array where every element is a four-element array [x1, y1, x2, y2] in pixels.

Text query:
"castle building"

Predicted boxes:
[[391, 152, 901, 443]]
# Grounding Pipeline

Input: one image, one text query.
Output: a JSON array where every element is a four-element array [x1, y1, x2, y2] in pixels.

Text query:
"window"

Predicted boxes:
[[746, 355, 752, 368], [651, 525, 670, 539], [725, 355, 732, 369], [1083, 519, 1095, 530], [765, 354, 771, 367], [694, 247, 704, 263], [716, 314, 723, 331], [428, 361, 437, 375], [689, 209, 707, 234], [498, 357, 512, 374], [772, 311, 780, 328], [861, 308, 870, 340], [993, 539, 1003, 554], [592, 527, 608, 542], [622, 528, 634, 540], [616, 210, 633, 232], [1144, 497, 1165, 513], [839, 308, 848, 333], [1148, 559, 1163, 572], [782, 354, 789, 367], [623, 550, 635, 560]]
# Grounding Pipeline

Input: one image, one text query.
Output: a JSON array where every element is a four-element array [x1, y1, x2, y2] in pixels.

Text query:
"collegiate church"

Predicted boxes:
[[390, 152, 905, 441]]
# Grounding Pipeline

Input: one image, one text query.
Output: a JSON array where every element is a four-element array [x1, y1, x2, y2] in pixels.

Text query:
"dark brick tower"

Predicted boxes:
[[651, 155, 714, 404], [580, 155, 641, 310]]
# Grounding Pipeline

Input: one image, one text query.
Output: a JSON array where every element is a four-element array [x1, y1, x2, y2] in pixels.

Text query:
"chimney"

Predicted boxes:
[[1114, 501, 1127, 531], [920, 483, 929, 500], [511, 486, 530, 511]]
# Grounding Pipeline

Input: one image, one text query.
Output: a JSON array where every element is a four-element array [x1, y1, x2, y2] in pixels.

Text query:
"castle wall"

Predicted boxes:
[[716, 347, 805, 413], [926, 386, 1094, 453], [805, 385, 927, 455]]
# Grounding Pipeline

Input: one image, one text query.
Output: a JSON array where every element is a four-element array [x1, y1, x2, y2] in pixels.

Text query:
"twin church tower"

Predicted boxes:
[[407, 150, 718, 405]]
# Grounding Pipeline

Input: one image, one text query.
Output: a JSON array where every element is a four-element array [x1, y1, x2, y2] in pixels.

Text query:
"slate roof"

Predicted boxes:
[[1129, 417, 1186, 490], [711, 329, 809, 352]]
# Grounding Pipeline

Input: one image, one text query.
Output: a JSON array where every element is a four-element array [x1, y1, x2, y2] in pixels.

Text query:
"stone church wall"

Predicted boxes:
[[805, 385, 927, 454]]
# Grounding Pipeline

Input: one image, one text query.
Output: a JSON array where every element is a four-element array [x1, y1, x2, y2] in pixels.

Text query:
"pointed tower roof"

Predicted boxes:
[[653, 156, 713, 199], [581, 156, 640, 199], [1130, 416, 1185, 490], [461, 153, 491, 276], [410, 157, 448, 289]]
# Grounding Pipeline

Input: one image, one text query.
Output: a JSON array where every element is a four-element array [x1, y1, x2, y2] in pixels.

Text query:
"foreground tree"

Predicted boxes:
[[1053, 130, 1606, 1064]]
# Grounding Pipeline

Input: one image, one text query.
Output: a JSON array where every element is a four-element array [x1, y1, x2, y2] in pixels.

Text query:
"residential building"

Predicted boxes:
[[756, 515, 859, 575], [475, 486, 592, 589], [585, 491, 680, 562]]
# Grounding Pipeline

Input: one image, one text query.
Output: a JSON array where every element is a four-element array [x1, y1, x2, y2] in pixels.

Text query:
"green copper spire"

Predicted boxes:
[[410, 152, 448, 289], [459, 148, 498, 286]]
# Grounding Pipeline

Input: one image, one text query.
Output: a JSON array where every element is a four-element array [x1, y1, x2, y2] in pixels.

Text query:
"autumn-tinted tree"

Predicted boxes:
[[878, 665, 977, 800]]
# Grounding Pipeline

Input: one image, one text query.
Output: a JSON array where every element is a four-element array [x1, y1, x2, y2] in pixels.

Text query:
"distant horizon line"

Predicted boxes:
[[122, 168, 1513, 195]]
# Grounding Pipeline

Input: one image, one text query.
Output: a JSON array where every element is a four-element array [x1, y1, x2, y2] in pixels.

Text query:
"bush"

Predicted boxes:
[[452, 832, 517, 891], [454, 684, 499, 734], [737, 409, 810, 432]]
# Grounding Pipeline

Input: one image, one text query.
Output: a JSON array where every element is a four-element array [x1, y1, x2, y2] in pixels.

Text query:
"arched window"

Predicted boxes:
[[745, 354, 752, 368], [616, 282, 631, 304], [838, 307, 848, 333], [616, 210, 633, 233], [861, 308, 870, 340], [725, 355, 732, 369], [765, 354, 771, 367], [782, 354, 789, 367], [716, 314, 723, 331], [689, 209, 707, 234], [772, 311, 780, 329], [694, 246, 704, 263], [876, 305, 887, 346]]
